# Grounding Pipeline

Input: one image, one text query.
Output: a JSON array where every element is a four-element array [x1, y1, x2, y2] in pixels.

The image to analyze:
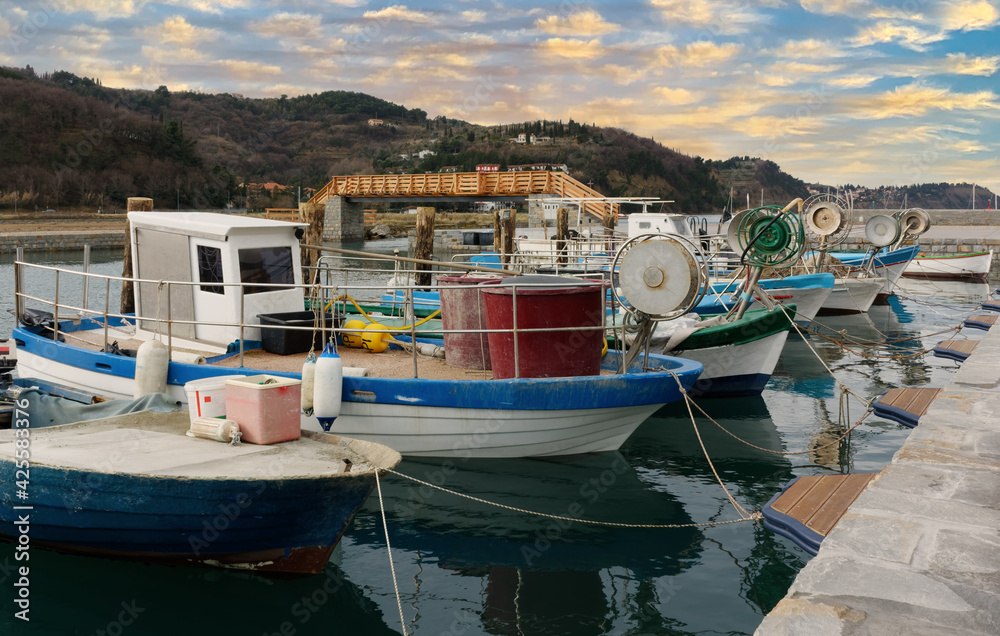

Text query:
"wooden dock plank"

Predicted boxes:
[[937, 339, 980, 355], [880, 387, 942, 418], [781, 475, 850, 523], [806, 473, 879, 536], [769, 475, 827, 515], [967, 314, 999, 326]]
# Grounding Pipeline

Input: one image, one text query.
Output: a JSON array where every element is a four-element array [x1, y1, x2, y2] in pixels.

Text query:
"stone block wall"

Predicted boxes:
[[323, 196, 365, 241], [0, 231, 126, 253]]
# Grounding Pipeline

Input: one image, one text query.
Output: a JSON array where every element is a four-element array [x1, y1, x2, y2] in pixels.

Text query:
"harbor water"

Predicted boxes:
[[1, 246, 993, 635]]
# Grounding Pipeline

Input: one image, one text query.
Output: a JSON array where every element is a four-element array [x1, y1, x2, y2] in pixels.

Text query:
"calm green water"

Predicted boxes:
[[1, 248, 992, 635]]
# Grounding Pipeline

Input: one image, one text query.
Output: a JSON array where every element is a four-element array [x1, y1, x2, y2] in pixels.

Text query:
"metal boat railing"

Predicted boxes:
[[14, 251, 631, 379]]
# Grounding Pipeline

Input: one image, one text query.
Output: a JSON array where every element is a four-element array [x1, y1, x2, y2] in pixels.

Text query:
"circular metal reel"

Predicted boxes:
[[897, 207, 931, 236], [865, 215, 901, 248], [802, 193, 853, 246], [612, 233, 705, 320], [728, 207, 806, 269]]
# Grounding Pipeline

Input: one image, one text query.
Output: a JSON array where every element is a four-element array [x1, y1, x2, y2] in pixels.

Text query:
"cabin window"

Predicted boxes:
[[197, 246, 224, 294], [638, 221, 651, 229], [238, 247, 295, 295]]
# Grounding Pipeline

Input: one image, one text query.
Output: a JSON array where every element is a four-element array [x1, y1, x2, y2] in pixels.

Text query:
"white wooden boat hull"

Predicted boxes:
[[13, 341, 694, 459], [818, 278, 885, 315], [678, 329, 790, 398], [747, 285, 829, 326], [902, 251, 993, 281]]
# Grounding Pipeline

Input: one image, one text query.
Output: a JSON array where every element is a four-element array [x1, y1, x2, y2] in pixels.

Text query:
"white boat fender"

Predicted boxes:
[[301, 352, 316, 415], [314, 341, 343, 431], [134, 339, 168, 398], [187, 417, 242, 444], [343, 366, 370, 377]]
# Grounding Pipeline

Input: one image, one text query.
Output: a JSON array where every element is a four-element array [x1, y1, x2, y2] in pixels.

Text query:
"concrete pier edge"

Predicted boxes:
[[756, 317, 1000, 634]]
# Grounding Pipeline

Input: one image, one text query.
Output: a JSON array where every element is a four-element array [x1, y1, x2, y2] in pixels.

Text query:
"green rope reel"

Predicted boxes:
[[727, 206, 805, 269]]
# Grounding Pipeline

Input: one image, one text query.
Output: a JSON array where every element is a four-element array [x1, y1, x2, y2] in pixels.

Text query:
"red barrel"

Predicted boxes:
[[481, 275, 607, 379], [437, 275, 502, 370]]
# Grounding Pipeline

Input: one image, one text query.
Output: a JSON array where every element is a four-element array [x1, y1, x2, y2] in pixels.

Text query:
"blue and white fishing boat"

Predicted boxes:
[[827, 244, 920, 300], [11, 212, 703, 458], [0, 406, 400, 574]]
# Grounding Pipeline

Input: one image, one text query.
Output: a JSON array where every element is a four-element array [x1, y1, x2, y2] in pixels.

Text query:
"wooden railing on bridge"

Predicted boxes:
[[308, 171, 615, 220]]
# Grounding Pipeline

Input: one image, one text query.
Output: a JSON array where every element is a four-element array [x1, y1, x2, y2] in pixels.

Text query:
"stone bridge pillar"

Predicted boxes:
[[527, 194, 548, 229], [323, 196, 365, 241]]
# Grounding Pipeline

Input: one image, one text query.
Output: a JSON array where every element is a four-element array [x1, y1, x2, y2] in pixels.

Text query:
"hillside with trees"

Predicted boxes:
[[0, 65, 989, 215]]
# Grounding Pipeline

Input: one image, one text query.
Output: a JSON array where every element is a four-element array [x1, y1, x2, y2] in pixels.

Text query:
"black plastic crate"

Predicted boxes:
[[257, 311, 338, 355]]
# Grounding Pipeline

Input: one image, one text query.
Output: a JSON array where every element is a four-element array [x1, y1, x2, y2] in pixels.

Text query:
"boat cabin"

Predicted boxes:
[[128, 212, 308, 347], [626, 213, 699, 240]]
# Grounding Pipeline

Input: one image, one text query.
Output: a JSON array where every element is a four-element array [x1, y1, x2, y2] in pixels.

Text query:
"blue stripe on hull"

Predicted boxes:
[[14, 327, 703, 411], [687, 373, 770, 398], [0, 462, 375, 557]]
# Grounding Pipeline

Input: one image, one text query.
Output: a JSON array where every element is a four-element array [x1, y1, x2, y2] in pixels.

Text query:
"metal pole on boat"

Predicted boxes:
[[301, 244, 520, 276], [239, 287, 245, 368], [103, 277, 111, 351], [14, 247, 23, 322], [512, 282, 520, 378], [166, 283, 173, 358], [82, 244, 91, 312], [53, 269, 60, 343]]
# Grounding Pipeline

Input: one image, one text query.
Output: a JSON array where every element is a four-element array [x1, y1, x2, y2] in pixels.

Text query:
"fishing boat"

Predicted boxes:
[[902, 250, 994, 281], [826, 244, 920, 300], [11, 211, 704, 458], [700, 273, 834, 326], [0, 406, 400, 574]]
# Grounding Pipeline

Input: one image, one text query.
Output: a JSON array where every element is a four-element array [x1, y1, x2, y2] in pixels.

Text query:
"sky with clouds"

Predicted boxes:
[[2, 0, 999, 190]]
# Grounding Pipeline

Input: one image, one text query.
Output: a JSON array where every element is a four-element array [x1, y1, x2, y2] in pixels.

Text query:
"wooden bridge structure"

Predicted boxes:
[[308, 170, 614, 220]]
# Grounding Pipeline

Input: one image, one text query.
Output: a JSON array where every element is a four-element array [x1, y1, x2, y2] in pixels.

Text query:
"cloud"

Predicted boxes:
[[363, 5, 436, 25], [461, 10, 486, 22], [57, 0, 149, 19], [141, 45, 209, 63], [0, 16, 9, 37], [940, 0, 1000, 31], [849, 21, 945, 50], [768, 61, 843, 75], [537, 38, 607, 60], [249, 12, 322, 40], [733, 115, 826, 138], [215, 59, 283, 80], [848, 83, 1000, 118], [162, 0, 255, 13], [798, 0, 869, 16], [139, 16, 219, 46], [945, 52, 1000, 75], [769, 39, 852, 59], [649, 0, 775, 32], [654, 41, 742, 67], [652, 86, 702, 104], [597, 64, 646, 85], [535, 9, 620, 36], [830, 74, 881, 88]]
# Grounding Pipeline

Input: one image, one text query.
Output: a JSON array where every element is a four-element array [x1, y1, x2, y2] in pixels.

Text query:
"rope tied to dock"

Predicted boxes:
[[375, 470, 409, 636], [383, 467, 760, 529]]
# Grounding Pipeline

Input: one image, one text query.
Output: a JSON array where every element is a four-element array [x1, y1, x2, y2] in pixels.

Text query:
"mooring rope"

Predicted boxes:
[[384, 467, 760, 528], [375, 470, 409, 636]]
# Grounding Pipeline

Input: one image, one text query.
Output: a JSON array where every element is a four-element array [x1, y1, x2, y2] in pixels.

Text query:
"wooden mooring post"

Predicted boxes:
[[603, 203, 617, 252], [556, 207, 570, 265], [298, 201, 325, 281], [121, 197, 153, 314], [493, 208, 517, 265], [414, 206, 436, 287]]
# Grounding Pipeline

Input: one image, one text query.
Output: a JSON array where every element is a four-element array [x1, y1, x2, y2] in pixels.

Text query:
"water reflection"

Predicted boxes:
[[0, 547, 396, 636]]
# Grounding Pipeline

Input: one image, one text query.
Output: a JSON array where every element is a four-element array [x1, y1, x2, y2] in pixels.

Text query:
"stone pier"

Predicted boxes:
[[323, 196, 364, 241], [756, 323, 1000, 634]]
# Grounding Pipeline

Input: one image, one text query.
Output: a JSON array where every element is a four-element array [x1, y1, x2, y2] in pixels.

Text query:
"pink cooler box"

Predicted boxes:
[[224, 375, 302, 445]]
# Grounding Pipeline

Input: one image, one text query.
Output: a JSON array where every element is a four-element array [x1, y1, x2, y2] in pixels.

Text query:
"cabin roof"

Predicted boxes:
[[128, 211, 307, 241]]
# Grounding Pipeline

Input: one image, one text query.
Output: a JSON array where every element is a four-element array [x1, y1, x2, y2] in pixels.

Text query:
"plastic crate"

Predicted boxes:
[[257, 311, 337, 355]]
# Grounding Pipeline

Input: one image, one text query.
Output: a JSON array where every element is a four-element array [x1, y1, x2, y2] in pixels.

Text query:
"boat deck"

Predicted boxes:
[[66, 325, 619, 381], [0, 410, 398, 477]]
